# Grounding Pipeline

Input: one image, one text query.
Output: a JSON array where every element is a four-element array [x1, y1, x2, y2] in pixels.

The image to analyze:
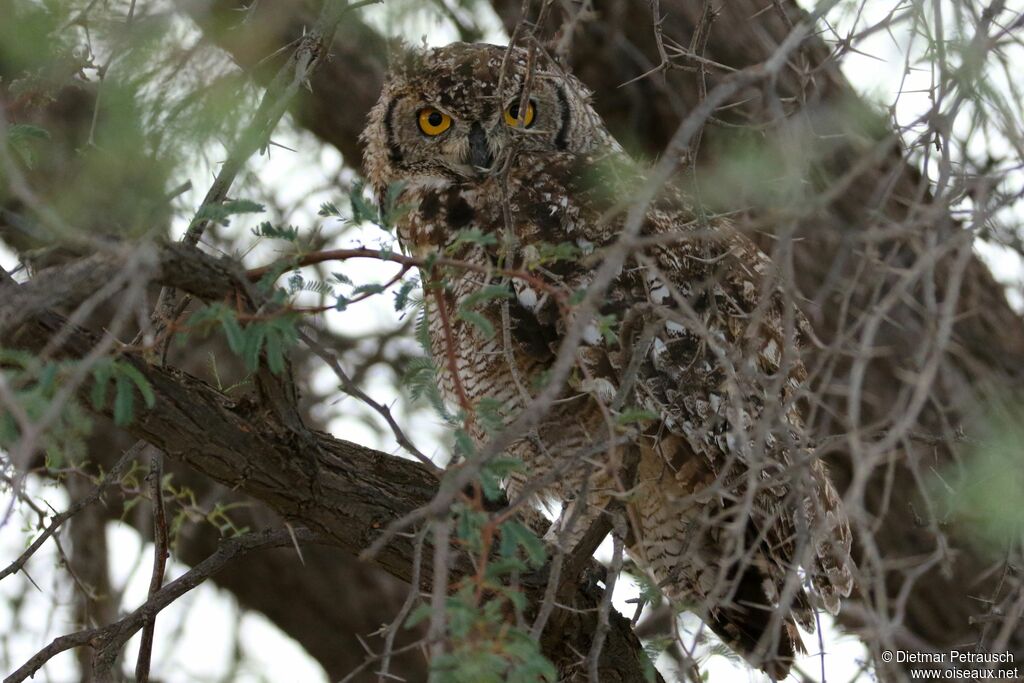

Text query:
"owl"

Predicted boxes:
[[362, 42, 853, 679]]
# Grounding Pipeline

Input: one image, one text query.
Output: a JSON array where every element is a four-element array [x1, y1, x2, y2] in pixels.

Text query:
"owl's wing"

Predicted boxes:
[[501, 149, 852, 622]]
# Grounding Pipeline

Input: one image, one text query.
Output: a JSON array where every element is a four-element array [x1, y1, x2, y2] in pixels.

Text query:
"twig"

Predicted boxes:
[[427, 518, 452, 676], [134, 446, 169, 683], [587, 513, 626, 681], [5, 528, 322, 683], [376, 527, 429, 682], [298, 327, 439, 473], [0, 446, 137, 584]]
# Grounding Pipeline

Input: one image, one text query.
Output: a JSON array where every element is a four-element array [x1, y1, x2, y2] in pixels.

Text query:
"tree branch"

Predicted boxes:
[[5, 528, 321, 683], [5, 258, 659, 681]]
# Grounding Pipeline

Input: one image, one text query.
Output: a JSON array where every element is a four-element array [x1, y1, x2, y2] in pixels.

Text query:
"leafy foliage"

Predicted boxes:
[[525, 240, 583, 267], [0, 349, 94, 467], [405, 508, 555, 683], [5, 123, 50, 169], [183, 302, 298, 375], [192, 199, 265, 227], [448, 228, 498, 251], [252, 221, 299, 241], [402, 355, 454, 423], [342, 179, 409, 230], [455, 284, 511, 339], [90, 359, 157, 426]]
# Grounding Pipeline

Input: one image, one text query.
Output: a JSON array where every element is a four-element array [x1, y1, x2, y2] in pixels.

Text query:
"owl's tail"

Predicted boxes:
[[703, 559, 807, 681]]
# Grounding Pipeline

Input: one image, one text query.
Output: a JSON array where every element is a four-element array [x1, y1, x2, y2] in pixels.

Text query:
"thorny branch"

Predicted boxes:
[[4, 529, 323, 683]]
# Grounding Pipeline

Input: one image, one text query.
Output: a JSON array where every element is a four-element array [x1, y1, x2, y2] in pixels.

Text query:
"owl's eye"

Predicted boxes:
[[417, 107, 452, 136], [504, 99, 536, 128]]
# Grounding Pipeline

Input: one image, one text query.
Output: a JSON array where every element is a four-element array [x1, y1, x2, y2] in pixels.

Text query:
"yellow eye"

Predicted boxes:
[[504, 99, 536, 128], [418, 107, 452, 136]]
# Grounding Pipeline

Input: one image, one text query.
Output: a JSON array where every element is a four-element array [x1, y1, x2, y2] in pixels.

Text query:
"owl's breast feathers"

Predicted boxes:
[[396, 149, 853, 678]]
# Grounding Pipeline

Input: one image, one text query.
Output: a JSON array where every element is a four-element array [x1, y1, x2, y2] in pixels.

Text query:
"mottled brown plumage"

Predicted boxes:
[[363, 42, 852, 679]]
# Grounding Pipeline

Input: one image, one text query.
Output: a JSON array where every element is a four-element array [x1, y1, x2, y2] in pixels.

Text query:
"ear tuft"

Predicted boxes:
[[386, 39, 423, 80]]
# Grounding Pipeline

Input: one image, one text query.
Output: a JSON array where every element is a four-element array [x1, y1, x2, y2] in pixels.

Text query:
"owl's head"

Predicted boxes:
[[362, 42, 611, 199]]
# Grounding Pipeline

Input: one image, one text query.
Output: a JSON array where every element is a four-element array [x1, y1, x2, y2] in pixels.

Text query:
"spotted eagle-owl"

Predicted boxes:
[[363, 42, 853, 679]]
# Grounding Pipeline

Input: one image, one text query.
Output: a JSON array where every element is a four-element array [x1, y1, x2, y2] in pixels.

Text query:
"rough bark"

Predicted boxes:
[[3, 246, 658, 682], [73, 424, 428, 682]]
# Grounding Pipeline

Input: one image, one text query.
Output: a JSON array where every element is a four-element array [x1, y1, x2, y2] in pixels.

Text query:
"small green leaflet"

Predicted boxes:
[[187, 303, 297, 375], [448, 228, 497, 250], [456, 309, 494, 338], [251, 221, 298, 241], [499, 520, 546, 568], [192, 198, 265, 227], [318, 201, 342, 218], [393, 278, 420, 312], [7, 124, 50, 169], [90, 360, 157, 426], [460, 284, 511, 309]]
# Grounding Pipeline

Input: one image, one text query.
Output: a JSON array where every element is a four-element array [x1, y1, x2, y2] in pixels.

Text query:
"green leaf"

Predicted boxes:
[[404, 603, 433, 628], [352, 283, 385, 297], [535, 241, 582, 264], [460, 284, 511, 309], [349, 183, 379, 224], [393, 278, 419, 312], [38, 363, 58, 394], [448, 228, 497, 250], [116, 363, 156, 409], [931, 408, 1024, 550], [7, 124, 50, 141], [378, 181, 409, 229], [596, 313, 619, 344], [251, 221, 298, 241], [457, 309, 494, 338], [220, 313, 245, 354], [475, 397, 505, 434], [7, 124, 50, 169], [264, 329, 285, 374], [193, 199, 265, 227], [414, 308, 432, 352], [453, 428, 476, 459], [318, 201, 342, 218], [113, 375, 134, 426], [500, 521, 546, 568], [242, 324, 267, 372], [91, 362, 113, 410], [483, 456, 524, 480]]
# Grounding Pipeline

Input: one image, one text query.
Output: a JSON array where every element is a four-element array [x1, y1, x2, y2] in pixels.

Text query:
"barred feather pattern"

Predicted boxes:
[[362, 42, 853, 679]]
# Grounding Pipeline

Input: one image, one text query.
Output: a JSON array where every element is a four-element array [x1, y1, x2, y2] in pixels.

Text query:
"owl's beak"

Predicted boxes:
[[468, 122, 494, 170]]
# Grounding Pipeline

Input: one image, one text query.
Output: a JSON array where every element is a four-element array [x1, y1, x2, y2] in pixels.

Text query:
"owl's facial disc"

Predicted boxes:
[[378, 47, 570, 179], [364, 42, 609, 196]]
